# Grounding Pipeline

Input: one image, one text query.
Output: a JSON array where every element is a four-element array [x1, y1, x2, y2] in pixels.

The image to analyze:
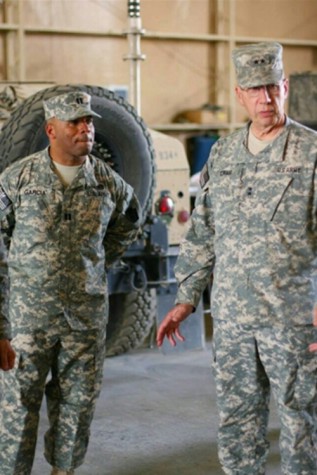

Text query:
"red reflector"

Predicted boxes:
[[158, 196, 174, 214], [178, 210, 190, 223]]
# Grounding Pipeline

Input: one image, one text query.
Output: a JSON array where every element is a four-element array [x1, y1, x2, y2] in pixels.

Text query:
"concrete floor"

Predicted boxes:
[[31, 344, 282, 475]]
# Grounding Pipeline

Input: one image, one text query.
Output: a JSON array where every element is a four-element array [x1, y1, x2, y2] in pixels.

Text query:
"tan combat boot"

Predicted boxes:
[[50, 468, 75, 475]]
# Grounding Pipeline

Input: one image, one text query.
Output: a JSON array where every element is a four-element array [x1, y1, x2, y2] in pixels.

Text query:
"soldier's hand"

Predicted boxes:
[[309, 305, 317, 352], [0, 339, 16, 371], [156, 303, 194, 347]]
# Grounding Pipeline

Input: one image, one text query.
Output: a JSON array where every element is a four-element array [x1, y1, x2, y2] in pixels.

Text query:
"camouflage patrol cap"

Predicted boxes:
[[43, 91, 101, 121], [232, 42, 284, 88]]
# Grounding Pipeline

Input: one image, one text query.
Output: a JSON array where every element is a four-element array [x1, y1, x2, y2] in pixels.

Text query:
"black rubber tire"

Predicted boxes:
[[0, 84, 157, 356], [0, 84, 156, 221], [106, 289, 156, 356]]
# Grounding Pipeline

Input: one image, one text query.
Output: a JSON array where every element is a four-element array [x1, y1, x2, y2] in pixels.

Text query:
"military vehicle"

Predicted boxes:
[[0, 83, 192, 356]]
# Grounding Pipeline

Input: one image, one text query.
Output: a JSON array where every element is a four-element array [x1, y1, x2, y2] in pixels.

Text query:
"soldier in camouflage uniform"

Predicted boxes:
[[157, 42, 317, 474], [0, 91, 141, 475]]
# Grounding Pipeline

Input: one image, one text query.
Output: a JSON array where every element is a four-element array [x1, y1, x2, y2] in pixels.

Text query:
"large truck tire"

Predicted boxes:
[[107, 289, 157, 356], [0, 84, 156, 355]]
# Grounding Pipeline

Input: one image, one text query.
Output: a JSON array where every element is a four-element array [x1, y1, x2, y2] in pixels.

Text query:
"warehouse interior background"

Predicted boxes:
[[0, 0, 316, 346], [1, 2, 317, 474], [0, 0, 316, 344], [1, 0, 317, 142]]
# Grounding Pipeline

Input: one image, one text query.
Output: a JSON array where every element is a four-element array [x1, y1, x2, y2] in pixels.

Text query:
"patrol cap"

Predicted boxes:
[[232, 42, 284, 89], [43, 91, 101, 121]]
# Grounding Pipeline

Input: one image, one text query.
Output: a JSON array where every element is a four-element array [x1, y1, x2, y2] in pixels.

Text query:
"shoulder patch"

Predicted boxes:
[[199, 163, 210, 188], [0, 186, 12, 211]]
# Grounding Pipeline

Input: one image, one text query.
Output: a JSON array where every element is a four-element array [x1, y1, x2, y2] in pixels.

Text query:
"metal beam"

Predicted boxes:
[[0, 24, 316, 48]]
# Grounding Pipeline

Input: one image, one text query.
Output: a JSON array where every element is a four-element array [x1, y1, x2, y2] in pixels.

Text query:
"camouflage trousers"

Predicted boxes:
[[0, 317, 106, 475], [211, 320, 317, 475]]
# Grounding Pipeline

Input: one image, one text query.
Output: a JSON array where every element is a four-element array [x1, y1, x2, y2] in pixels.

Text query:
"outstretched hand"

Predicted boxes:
[[156, 303, 194, 347], [0, 339, 16, 371], [309, 305, 317, 352]]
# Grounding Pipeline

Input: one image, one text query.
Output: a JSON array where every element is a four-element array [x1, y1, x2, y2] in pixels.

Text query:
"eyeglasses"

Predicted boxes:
[[242, 83, 284, 98]]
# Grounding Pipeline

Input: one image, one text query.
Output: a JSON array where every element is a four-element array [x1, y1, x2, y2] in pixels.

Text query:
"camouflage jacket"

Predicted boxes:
[[176, 118, 317, 327], [0, 148, 141, 339]]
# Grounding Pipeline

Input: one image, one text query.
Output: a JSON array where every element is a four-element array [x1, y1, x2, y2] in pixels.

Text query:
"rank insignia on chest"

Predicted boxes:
[[0, 187, 11, 210]]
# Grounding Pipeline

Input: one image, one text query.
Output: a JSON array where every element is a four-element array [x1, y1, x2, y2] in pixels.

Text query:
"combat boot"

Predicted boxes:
[[50, 468, 75, 475]]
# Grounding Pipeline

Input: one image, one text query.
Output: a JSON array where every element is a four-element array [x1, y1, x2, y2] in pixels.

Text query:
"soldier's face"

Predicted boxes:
[[46, 116, 95, 161], [235, 79, 289, 131]]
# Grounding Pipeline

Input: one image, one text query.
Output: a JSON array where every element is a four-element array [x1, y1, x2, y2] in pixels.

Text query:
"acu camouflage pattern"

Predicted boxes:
[[0, 147, 141, 340], [232, 42, 284, 88], [175, 118, 317, 474], [176, 117, 317, 326], [43, 91, 102, 121], [212, 320, 317, 474], [0, 321, 106, 474], [0, 148, 141, 473]]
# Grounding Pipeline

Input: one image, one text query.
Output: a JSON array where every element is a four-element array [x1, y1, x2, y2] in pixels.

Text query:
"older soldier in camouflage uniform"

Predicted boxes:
[[157, 42, 317, 474], [0, 91, 141, 475]]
